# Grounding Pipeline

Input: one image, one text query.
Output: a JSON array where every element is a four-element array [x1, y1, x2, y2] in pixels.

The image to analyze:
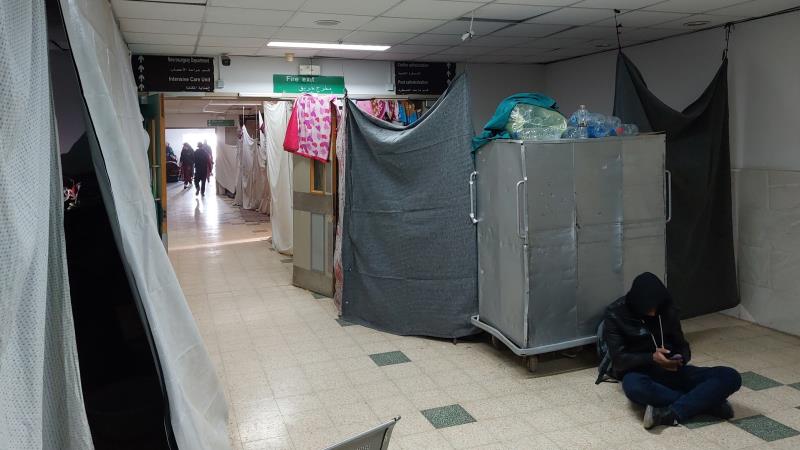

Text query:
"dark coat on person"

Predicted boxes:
[[179, 147, 194, 181], [193, 146, 211, 178], [601, 272, 692, 380]]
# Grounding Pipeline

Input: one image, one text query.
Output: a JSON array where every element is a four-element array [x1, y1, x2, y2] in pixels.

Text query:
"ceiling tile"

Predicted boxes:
[[472, 4, 557, 20], [436, 45, 494, 55], [285, 12, 374, 30], [463, 35, 528, 47], [111, 0, 204, 21], [360, 17, 446, 33], [389, 44, 449, 54], [518, 54, 556, 63], [362, 52, 427, 60], [383, 0, 487, 20], [493, 46, 557, 55], [207, 0, 301, 10], [548, 25, 618, 39], [618, 27, 684, 41], [202, 23, 278, 38], [524, 35, 591, 48], [644, 0, 748, 14], [656, 13, 746, 29], [573, 0, 663, 8], [495, 0, 580, 5], [198, 36, 266, 48], [120, 18, 201, 35], [402, 33, 465, 45], [269, 27, 351, 42], [594, 10, 691, 27], [256, 48, 319, 58], [128, 43, 196, 55], [124, 32, 198, 46], [301, 0, 401, 15], [707, 0, 800, 17], [467, 54, 517, 63], [205, 7, 294, 26], [429, 19, 509, 35], [342, 31, 416, 45], [314, 49, 375, 58], [493, 23, 571, 37], [414, 54, 460, 62], [196, 46, 258, 56], [527, 7, 619, 25]]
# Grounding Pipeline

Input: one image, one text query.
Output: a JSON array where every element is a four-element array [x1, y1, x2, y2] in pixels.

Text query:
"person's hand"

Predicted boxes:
[[653, 347, 681, 371]]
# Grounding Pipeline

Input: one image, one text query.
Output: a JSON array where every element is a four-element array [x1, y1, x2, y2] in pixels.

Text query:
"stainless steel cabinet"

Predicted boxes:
[[470, 135, 668, 370]]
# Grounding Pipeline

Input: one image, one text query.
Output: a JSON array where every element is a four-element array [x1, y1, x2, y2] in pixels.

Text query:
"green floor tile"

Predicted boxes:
[[684, 414, 723, 429], [731, 415, 800, 442], [369, 351, 410, 367], [312, 292, 330, 299], [421, 404, 476, 429], [789, 382, 800, 391], [335, 318, 355, 327], [740, 371, 783, 391]]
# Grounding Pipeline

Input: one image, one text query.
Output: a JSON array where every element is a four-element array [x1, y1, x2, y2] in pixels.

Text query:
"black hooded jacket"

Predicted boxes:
[[601, 272, 691, 380]]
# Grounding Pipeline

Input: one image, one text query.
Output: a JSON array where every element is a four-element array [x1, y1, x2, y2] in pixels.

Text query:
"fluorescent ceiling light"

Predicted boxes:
[[267, 41, 390, 51]]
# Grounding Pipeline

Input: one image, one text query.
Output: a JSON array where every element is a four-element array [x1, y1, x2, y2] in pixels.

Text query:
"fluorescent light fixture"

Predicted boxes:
[[267, 41, 390, 51]]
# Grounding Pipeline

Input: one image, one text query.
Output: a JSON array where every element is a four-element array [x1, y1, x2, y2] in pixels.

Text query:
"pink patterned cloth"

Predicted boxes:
[[287, 93, 336, 162]]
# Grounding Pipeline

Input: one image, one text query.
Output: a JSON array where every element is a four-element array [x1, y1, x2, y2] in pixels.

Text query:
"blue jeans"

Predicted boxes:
[[622, 365, 742, 421]]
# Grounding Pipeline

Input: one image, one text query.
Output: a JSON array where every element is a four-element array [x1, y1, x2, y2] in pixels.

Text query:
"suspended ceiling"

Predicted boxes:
[[115, 0, 799, 64]]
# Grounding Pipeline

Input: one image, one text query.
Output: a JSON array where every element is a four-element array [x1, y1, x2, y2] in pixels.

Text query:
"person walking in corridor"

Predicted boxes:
[[193, 142, 213, 196], [179, 143, 194, 189]]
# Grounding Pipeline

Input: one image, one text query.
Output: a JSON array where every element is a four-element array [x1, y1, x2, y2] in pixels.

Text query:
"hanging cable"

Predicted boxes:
[[614, 9, 623, 51], [722, 23, 734, 60]]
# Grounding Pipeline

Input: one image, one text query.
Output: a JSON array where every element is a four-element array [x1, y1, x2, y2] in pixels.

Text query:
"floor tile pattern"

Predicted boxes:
[[421, 404, 476, 429], [166, 182, 800, 450], [370, 351, 411, 367], [740, 371, 784, 391]]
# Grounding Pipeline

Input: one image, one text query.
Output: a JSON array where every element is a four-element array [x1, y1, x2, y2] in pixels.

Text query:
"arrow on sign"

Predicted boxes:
[[138, 83, 145, 91], [138, 74, 145, 82], [138, 55, 144, 63]]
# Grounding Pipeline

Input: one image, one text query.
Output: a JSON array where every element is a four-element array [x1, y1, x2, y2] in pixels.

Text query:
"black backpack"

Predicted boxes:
[[595, 318, 618, 384]]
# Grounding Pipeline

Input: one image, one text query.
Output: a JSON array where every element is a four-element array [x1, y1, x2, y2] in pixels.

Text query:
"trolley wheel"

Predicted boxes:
[[525, 356, 539, 373], [490, 335, 503, 350]]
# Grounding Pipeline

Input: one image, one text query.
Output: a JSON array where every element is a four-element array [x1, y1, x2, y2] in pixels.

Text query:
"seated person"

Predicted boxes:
[[598, 272, 742, 429]]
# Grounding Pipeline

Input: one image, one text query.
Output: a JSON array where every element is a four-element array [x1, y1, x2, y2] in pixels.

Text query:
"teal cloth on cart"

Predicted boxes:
[[472, 93, 559, 150]]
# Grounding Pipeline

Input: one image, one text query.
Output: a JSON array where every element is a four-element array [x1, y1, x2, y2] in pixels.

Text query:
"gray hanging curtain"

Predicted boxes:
[[613, 51, 739, 318], [341, 75, 478, 338]]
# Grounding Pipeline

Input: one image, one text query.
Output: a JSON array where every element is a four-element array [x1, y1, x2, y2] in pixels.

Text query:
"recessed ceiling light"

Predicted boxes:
[[267, 41, 390, 51], [684, 20, 710, 27], [314, 19, 341, 26]]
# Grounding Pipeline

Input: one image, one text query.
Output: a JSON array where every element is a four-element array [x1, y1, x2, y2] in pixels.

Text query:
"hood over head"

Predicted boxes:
[[625, 272, 671, 317]]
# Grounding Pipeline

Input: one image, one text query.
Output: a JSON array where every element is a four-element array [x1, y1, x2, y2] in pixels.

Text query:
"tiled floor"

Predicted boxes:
[[167, 181, 800, 450]]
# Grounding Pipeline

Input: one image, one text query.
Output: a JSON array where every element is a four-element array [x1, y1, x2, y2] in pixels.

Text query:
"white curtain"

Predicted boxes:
[[238, 124, 270, 213], [58, 1, 230, 449], [264, 101, 294, 254], [0, 1, 93, 448], [255, 112, 270, 214], [216, 144, 239, 194]]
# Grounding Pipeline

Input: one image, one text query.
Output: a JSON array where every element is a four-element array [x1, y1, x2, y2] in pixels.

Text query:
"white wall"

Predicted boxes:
[[217, 56, 545, 132], [544, 11, 800, 335], [545, 11, 800, 171]]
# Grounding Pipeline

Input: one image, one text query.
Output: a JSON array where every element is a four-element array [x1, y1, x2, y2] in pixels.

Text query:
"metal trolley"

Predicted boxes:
[[469, 136, 669, 371]]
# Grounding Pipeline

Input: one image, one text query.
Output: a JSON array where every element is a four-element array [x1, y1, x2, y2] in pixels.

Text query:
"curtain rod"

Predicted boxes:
[[544, 5, 800, 65]]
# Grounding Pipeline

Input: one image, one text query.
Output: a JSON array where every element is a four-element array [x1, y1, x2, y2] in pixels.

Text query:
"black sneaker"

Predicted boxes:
[[708, 401, 735, 420], [643, 405, 679, 429]]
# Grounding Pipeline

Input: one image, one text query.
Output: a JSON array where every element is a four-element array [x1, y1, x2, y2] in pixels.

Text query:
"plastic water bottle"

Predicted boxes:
[[577, 105, 589, 138]]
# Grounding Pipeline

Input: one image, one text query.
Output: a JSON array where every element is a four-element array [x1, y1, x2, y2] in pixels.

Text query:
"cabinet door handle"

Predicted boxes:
[[665, 170, 672, 223], [516, 179, 527, 240], [469, 171, 479, 224]]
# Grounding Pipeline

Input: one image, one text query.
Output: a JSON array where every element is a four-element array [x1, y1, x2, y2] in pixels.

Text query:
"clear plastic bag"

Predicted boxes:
[[506, 104, 568, 141]]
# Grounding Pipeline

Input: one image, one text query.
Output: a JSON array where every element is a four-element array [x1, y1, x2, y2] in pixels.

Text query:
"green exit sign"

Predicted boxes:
[[273, 74, 345, 94], [207, 119, 235, 127]]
